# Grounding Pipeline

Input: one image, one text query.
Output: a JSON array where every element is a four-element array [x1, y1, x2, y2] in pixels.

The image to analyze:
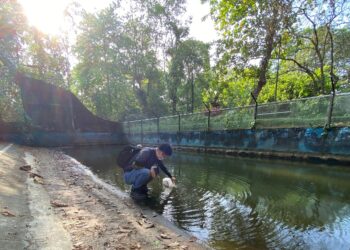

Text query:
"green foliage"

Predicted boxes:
[[208, 0, 296, 100], [259, 71, 315, 102], [0, 1, 28, 122], [19, 30, 70, 88], [210, 107, 255, 130], [181, 112, 208, 131], [2, 0, 350, 127], [0, 0, 28, 67], [203, 67, 256, 108], [167, 39, 211, 114], [0, 67, 25, 122], [206, 0, 350, 108], [159, 115, 179, 132], [71, 1, 192, 120], [72, 6, 152, 120], [125, 93, 350, 132], [334, 28, 350, 91]]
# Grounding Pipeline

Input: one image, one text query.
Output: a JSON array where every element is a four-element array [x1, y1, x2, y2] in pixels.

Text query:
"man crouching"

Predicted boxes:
[[123, 143, 175, 199]]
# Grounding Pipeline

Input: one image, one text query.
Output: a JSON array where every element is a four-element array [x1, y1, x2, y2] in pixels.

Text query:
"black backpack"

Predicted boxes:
[[117, 145, 142, 169]]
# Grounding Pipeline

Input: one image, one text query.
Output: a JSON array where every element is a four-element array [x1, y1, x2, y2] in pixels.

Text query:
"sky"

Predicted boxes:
[[17, 0, 217, 43]]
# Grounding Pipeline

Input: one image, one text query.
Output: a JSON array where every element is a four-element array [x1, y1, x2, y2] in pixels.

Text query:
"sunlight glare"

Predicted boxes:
[[18, 0, 217, 42], [18, 0, 68, 35]]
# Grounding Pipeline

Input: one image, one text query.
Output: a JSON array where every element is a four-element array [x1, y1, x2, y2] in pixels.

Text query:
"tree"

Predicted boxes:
[[0, 0, 28, 122], [166, 22, 189, 114], [170, 39, 210, 113], [72, 5, 134, 120], [282, 0, 350, 95], [207, 0, 295, 102], [334, 28, 350, 91], [0, 0, 28, 71], [129, 0, 190, 116], [72, 0, 190, 120], [203, 66, 257, 108], [19, 29, 71, 88]]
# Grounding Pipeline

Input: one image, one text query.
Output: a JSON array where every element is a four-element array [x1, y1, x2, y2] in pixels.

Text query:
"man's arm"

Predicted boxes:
[[157, 161, 172, 178]]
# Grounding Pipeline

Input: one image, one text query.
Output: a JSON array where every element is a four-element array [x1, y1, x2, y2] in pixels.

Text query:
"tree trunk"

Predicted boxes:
[[133, 75, 152, 116], [251, 29, 276, 102], [170, 86, 177, 115], [134, 86, 150, 115], [0, 50, 17, 74], [106, 73, 113, 116], [172, 97, 177, 115], [169, 80, 178, 115]]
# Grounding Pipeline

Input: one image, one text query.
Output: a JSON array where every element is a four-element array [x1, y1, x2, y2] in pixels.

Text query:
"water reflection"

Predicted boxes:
[[63, 146, 350, 250]]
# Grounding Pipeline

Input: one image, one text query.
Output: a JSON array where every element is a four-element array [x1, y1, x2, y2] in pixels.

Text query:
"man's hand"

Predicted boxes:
[[171, 176, 176, 184], [150, 166, 158, 178]]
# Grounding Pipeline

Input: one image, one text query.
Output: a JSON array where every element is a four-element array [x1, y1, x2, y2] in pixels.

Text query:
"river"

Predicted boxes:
[[63, 145, 350, 249]]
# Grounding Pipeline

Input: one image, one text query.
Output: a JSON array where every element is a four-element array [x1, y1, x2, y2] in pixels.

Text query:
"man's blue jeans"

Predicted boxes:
[[124, 168, 152, 189]]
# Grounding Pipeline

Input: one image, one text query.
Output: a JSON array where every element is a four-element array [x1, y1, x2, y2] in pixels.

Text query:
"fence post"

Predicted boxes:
[[178, 114, 181, 132], [128, 121, 131, 137], [324, 86, 336, 132], [157, 117, 160, 143], [250, 92, 258, 128], [140, 119, 143, 145], [208, 109, 211, 131]]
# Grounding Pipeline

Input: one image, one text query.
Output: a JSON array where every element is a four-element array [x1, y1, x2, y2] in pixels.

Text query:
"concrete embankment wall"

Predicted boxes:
[[0, 131, 126, 147], [127, 126, 350, 164], [2, 124, 350, 164], [0, 75, 128, 147]]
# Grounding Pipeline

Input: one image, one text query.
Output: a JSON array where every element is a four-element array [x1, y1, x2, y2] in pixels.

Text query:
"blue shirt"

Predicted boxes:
[[131, 147, 172, 178]]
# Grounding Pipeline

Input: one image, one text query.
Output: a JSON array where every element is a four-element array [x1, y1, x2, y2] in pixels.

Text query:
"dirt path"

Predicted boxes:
[[0, 143, 208, 250]]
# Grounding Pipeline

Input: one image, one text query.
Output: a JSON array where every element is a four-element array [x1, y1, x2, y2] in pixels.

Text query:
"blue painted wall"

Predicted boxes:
[[127, 127, 350, 157]]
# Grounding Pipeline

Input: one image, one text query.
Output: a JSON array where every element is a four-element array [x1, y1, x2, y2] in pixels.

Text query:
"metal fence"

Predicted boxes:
[[122, 92, 350, 134]]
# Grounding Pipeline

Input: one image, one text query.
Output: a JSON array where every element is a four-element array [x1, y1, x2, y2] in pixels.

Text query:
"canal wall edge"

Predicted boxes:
[[127, 126, 350, 165]]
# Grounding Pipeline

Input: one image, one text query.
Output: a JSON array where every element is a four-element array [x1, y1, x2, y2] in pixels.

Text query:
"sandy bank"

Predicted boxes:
[[0, 143, 208, 250]]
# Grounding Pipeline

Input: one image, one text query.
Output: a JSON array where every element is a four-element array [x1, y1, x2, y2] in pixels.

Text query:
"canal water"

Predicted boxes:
[[63, 145, 350, 250]]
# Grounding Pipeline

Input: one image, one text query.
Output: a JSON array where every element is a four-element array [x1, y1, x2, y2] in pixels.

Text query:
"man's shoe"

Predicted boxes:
[[131, 185, 148, 200]]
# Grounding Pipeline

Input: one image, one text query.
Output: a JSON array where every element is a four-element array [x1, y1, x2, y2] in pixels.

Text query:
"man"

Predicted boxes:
[[123, 143, 175, 197]]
